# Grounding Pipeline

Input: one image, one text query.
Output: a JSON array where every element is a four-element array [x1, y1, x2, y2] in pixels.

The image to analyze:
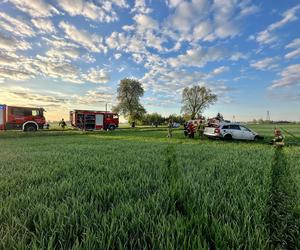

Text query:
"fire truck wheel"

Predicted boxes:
[[108, 125, 116, 130], [24, 124, 37, 132]]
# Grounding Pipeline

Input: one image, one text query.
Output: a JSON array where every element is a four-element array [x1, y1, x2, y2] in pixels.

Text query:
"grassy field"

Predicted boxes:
[[0, 124, 299, 249]]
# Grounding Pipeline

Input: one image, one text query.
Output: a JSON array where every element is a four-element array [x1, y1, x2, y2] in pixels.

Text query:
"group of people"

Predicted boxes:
[[183, 120, 205, 139], [167, 119, 206, 139]]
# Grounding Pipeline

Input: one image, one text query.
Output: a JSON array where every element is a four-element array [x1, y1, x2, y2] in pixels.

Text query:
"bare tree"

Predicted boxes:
[[181, 86, 217, 119]]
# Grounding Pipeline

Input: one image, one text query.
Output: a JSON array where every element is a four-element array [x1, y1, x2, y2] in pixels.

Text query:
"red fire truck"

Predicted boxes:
[[0, 104, 46, 131], [70, 110, 119, 130]]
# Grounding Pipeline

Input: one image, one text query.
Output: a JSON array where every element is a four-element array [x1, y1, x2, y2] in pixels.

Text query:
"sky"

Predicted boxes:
[[0, 0, 300, 122]]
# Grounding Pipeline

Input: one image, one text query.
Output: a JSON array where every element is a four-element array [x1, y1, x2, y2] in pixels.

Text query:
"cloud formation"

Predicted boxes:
[[270, 64, 300, 89], [256, 5, 300, 44], [8, 0, 59, 17]]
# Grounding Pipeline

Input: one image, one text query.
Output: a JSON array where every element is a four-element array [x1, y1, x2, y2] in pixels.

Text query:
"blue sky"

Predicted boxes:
[[0, 0, 300, 121]]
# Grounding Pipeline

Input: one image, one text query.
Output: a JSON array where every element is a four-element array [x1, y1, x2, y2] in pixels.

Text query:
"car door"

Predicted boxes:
[[240, 126, 255, 140], [228, 125, 242, 139]]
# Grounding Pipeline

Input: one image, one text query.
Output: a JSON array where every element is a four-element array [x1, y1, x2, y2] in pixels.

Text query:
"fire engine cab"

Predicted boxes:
[[0, 104, 46, 131], [70, 110, 119, 131]]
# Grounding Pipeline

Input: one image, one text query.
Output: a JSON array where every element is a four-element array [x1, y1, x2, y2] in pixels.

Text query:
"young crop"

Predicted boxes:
[[0, 128, 299, 249]]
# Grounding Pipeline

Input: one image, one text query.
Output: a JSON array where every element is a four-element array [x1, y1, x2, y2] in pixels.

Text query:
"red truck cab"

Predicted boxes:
[[0, 104, 46, 131]]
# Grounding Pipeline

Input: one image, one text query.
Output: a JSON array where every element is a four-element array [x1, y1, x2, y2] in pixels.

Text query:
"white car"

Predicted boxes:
[[204, 123, 263, 141], [172, 122, 181, 128]]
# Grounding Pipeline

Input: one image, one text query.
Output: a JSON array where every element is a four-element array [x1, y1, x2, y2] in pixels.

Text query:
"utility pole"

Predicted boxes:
[[105, 103, 107, 113], [266, 110, 270, 121]]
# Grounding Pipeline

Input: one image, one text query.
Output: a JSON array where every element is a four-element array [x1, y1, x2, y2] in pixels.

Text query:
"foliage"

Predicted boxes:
[[113, 78, 146, 122], [215, 112, 224, 121], [181, 86, 217, 119], [141, 112, 165, 125]]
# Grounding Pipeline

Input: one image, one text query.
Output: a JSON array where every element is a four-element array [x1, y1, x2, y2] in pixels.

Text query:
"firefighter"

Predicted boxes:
[[59, 118, 67, 130], [188, 121, 196, 138], [183, 122, 189, 137], [197, 120, 205, 139], [167, 120, 173, 138], [271, 128, 284, 145]]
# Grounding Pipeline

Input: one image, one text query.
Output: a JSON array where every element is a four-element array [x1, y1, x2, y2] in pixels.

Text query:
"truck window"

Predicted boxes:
[[11, 108, 32, 116], [32, 110, 39, 116], [222, 125, 229, 129], [113, 114, 118, 119]]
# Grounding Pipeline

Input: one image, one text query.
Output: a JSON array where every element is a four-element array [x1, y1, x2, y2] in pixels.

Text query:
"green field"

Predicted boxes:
[[0, 125, 299, 249]]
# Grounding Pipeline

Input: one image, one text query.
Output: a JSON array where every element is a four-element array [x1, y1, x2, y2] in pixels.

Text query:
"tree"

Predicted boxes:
[[215, 112, 224, 121], [181, 86, 217, 119], [142, 113, 164, 125], [113, 78, 146, 123]]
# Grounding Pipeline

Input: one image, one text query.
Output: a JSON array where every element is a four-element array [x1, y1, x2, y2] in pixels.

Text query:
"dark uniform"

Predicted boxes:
[[59, 118, 67, 129], [197, 121, 205, 138], [167, 121, 173, 138]]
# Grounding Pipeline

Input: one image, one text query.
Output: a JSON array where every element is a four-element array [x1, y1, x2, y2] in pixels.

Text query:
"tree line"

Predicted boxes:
[[113, 78, 217, 125]]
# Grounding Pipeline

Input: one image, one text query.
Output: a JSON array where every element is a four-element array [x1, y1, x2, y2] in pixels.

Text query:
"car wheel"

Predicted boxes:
[[109, 125, 116, 130], [254, 135, 261, 141], [24, 124, 37, 132], [224, 134, 232, 140]]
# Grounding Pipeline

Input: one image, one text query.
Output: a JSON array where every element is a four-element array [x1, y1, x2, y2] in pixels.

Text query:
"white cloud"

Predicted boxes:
[[193, 21, 213, 41], [230, 52, 248, 61], [285, 38, 300, 49], [57, 0, 127, 23], [270, 64, 300, 88], [250, 57, 278, 70], [59, 21, 106, 53], [256, 4, 300, 44], [213, 0, 240, 39], [168, 47, 224, 68], [34, 55, 84, 83], [256, 30, 277, 45], [42, 36, 79, 49], [46, 47, 80, 60], [0, 67, 34, 81], [83, 68, 110, 84], [239, 5, 260, 17], [0, 33, 31, 51], [166, 0, 184, 9], [134, 14, 158, 31], [82, 54, 96, 63], [31, 18, 56, 33], [114, 53, 122, 59], [0, 12, 35, 37], [8, 0, 59, 17], [285, 37, 300, 59], [164, 0, 258, 43], [285, 48, 300, 60], [211, 66, 229, 76], [132, 0, 152, 14]]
